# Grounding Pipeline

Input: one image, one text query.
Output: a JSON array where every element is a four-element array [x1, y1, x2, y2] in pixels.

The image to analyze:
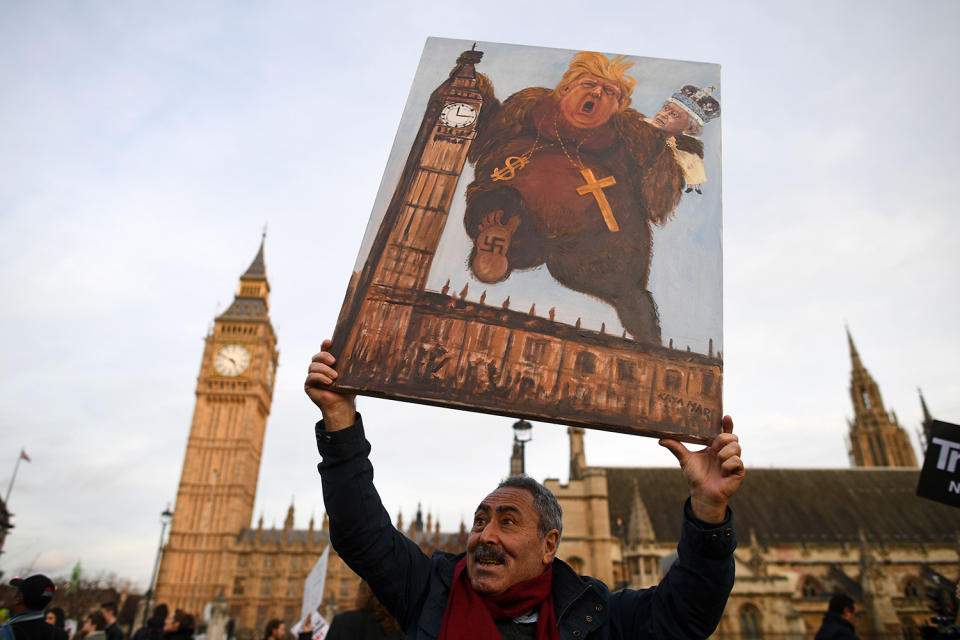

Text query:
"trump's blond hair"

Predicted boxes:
[[555, 51, 637, 110]]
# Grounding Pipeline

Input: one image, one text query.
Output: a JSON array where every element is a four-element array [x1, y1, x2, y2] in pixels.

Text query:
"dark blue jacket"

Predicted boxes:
[[316, 415, 736, 639], [814, 613, 859, 640]]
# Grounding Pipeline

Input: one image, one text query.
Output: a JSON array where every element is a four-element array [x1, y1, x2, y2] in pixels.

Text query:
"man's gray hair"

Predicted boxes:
[[498, 475, 563, 539]]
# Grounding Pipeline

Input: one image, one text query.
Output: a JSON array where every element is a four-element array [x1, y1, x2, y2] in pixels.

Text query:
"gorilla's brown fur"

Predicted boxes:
[[464, 86, 684, 344]]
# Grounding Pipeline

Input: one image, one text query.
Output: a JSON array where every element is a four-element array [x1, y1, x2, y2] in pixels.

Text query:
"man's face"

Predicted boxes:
[[557, 73, 622, 129], [843, 605, 857, 624], [651, 102, 694, 136], [465, 487, 559, 596]]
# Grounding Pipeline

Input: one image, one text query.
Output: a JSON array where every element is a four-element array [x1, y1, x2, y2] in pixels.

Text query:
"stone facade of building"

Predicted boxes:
[[546, 335, 957, 639]]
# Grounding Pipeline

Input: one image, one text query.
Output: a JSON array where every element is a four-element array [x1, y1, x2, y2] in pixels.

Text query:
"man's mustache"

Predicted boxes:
[[473, 543, 506, 564]]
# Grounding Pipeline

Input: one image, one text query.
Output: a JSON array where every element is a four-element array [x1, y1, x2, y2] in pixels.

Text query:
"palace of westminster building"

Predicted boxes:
[[153, 240, 957, 639]]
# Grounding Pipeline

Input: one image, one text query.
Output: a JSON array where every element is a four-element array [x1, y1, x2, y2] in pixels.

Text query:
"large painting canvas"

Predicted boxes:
[[329, 38, 723, 443]]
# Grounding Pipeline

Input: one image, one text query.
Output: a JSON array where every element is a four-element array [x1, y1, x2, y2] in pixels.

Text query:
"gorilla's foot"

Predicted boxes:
[[470, 210, 520, 283], [614, 291, 662, 345]]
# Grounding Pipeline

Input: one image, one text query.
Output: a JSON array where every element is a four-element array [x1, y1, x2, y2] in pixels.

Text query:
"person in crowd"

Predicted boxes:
[[326, 581, 402, 640], [131, 605, 167, 640], [44, 607, 68, 640], [815, 593, 859, 640], [1, 575, 59, 640], [161, 611, 193, 640], [76, 612, 106, 640], [99, 604, 122, 640], [263, 619, 286, 640], [305, 340, 745, 639]]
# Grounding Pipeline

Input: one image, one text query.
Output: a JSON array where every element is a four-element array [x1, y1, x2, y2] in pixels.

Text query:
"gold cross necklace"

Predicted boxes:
[[553, 113, 620, 233]]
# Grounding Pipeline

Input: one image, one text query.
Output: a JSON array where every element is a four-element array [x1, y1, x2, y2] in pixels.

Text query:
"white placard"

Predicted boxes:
[[300, 544, 330, 621]]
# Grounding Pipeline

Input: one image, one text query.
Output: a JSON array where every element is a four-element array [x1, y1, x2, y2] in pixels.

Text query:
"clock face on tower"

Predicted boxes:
[[214, 344, 250, 377], [439, 102, 477, 128]]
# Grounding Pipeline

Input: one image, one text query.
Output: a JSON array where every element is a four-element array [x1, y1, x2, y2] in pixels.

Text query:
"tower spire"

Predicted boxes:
[[846, 325, 864, 373], [919, 388, 932, 423], [219, 236, 271, 320], [243, 234, 267, 281], [918, 388, 935, 450], [845, 327, 918, 468]]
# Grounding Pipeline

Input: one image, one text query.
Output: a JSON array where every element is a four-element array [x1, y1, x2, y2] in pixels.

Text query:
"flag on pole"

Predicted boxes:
[[300, 544, 330, 622], [20, 449, 30, 462]]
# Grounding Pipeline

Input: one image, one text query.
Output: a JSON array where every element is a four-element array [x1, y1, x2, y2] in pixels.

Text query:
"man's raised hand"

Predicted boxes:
[[304, 339, 357, 431], [658, 415, 744, 523]]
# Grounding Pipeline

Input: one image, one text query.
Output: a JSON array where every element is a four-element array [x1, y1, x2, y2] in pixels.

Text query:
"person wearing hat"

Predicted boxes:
[[648, 84, 721, 194], [1, 574, 59, 640]]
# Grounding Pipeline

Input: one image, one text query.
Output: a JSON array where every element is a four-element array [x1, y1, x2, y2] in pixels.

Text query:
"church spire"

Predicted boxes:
[[845, 328, 918, 468], [846, 325, 864, 373]]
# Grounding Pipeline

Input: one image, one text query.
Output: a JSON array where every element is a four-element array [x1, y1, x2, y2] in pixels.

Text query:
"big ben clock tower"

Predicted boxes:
[[332, 45, 487, 369], [155, 237, 279, 614]]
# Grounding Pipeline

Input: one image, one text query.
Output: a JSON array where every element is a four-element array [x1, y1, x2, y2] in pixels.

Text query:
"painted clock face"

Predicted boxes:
[[214, 344, 250, 377], [440, 102, 477, 128]]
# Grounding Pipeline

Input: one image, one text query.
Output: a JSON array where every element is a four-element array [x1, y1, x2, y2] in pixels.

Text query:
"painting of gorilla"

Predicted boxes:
[[329, 38, 723, 440], [464, 51, 686, 345]]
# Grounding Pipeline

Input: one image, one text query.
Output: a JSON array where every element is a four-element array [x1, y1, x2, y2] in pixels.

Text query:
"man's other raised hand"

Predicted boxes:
[[659, 415, 744, 524]]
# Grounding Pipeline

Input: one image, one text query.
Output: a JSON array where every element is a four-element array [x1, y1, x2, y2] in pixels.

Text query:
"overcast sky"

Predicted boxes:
[[2, 1, 958, 590]]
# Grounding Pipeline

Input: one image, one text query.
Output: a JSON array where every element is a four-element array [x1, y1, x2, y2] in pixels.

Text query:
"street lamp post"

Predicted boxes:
[[143, 506, 174, 626], [512, 419, 533, 474]]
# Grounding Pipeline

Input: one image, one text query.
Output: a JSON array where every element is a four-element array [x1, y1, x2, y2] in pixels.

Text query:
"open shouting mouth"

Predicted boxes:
[[473, 543, 506, 566], [581, 99, 595, 114]]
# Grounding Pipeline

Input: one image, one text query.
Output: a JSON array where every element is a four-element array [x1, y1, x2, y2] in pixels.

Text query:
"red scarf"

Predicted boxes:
[[438, 557, 560, 640]]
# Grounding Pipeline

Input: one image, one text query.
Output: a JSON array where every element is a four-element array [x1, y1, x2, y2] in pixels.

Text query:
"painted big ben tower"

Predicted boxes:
[[155, 238, 279, 614], [846, 328, 917, 467], [332, 45, 486, 373]]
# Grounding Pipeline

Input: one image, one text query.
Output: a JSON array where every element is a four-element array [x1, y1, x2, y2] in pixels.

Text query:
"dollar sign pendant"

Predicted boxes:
[[491, 155, 529, 181]]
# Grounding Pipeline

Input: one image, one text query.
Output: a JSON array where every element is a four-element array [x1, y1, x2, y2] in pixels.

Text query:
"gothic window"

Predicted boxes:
[[575, 351, 597, 375], [287, 578, 299, 597], [264, 556, 274, 569], [233, 577, 245, 595], [283, 607, 296, 624], [255, 607, 268, 629], [616, 359, 636, 381], [289, 555, 300, 571], [861, 389, 871, 409], [523, 337, 548, 363], [237, 554, 248, 568], [477, 325, 492, 349], [801, 577, 822, 597], [701, 372, 714, 395], [739, 604, 763, 639], [260, 578, 272, 596], [905, 578, 921, 598], [664, 369, 682, 391], [566, 556, 584, 573], [339, 578, 353, 598]]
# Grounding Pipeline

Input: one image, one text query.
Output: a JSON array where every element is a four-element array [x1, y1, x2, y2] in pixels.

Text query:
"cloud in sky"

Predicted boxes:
[[1, 0, 958, 587]]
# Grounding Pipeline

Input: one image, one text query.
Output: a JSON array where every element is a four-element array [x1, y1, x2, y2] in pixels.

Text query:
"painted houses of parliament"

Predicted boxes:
[[154, 237, 956, 639], [156, 48, 956, 640]]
